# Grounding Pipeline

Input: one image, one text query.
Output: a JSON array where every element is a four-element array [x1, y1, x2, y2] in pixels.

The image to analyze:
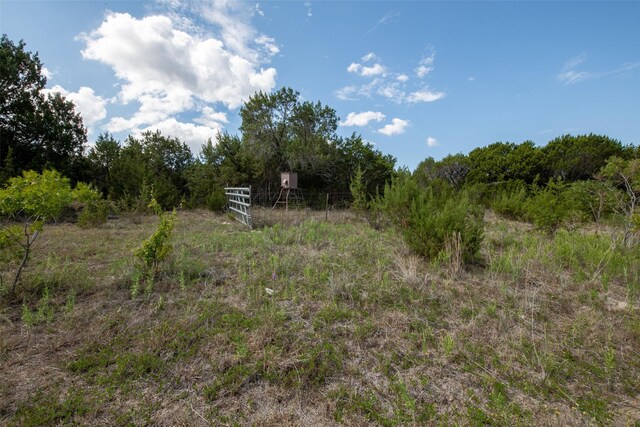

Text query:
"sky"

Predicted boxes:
[[1, 0, 639, 171]]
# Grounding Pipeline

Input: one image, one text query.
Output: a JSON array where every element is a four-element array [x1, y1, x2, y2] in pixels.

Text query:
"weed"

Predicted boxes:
[[12, 388, 91, 425], [441, 332, 455, 357], [21, 285, 54, 326]]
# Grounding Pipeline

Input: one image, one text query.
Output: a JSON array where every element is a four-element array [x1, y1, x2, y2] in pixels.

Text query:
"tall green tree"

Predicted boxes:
[[542, 134, 627, 182], [467, 141, 543, 185], [332, 134, 396, 196], [0, 35, 87, 182], [87, 132, 121, 196], [239, 87, 341, 189], [108, 131, 194, 209]]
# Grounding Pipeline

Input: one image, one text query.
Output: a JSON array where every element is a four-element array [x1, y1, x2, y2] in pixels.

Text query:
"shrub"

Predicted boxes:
[[77, 200, 109, 228], [403, 189, 484, 264], [133, 198, 176, 291], [206, 188, 228, 212], [73, 182, 108, 228], [0, 170, 102, 293], [381, 171, 421, 230], [524, 179, 572, 232], [567, 180, 620, 223], [383, 176, 484, 264], [492, 185, 529, 221], [350, 167, 385, 228]]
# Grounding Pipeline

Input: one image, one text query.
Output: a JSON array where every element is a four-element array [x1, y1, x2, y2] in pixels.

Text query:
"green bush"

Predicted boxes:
[[73, 182, 109, 228], [206, 188, 228, 212], [0, 170, 103, 293], [381, 171, 421, 230], [404, 190, 484, 264], [383, 176, 484, 264], [566, 180, 620, 223], [133, 198, 176, 292], [492, 185, 529, 221], [77, 200, 109, 228], [524, 179, 572, 232]]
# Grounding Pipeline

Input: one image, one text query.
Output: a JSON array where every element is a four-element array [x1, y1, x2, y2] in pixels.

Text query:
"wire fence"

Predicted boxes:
[[249, 187, 358, 227]]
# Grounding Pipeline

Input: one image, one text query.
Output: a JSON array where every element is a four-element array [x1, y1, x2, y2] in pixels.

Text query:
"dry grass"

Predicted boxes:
[[1, 209, 639, 425]]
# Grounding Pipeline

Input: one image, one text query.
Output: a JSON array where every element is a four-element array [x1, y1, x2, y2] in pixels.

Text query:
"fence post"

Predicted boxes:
[[325, 193, 329, 222]]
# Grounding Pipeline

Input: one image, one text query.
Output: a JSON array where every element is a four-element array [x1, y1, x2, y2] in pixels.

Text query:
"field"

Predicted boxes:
[[1, 210, 639, 425]]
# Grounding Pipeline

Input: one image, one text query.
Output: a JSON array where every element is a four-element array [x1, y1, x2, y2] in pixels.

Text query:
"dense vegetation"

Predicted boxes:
[[1, 34, 640, 425]]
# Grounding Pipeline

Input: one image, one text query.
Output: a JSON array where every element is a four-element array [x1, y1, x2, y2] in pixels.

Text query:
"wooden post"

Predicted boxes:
[[325, 193, 329, 222]]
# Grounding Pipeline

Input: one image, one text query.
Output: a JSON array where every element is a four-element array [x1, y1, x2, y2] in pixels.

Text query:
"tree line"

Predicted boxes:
[[1, 35, 396, 210], [1, 34, 638, 235]]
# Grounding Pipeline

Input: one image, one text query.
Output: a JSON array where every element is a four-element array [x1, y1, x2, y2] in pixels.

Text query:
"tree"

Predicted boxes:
[[436, 153, 471, 189], [108, 131, 194, 210], [542, 134, 627, 182], [598, 157, 640, 246], [467, 141, 544, 185], [186, 135, 250, 210], [0, 35, 87, 182], [87, 132, 121, 196], [0, 170, 100, 293], [239, 87, 341, 189], [332, 134, 396, 196]]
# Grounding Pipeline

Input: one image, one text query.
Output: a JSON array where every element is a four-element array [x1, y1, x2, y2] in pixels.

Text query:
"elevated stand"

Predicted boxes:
[[272, 187, 303, 211]]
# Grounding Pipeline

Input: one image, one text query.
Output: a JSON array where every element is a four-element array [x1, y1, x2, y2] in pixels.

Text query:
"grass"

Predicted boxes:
[[1, 209, 639, 425]]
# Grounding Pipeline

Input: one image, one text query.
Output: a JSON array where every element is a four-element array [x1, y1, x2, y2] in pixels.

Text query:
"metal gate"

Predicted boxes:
[[224, 187, 252, 228]]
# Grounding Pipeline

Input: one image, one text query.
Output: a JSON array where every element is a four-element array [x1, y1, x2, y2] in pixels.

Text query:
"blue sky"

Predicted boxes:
[[2, 1, 639, 170]]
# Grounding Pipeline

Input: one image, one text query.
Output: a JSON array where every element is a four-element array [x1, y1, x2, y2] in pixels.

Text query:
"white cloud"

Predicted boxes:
[[191, 0, 276, 63], [138, 118, 221, 153], [42, 67, 53, 80], [361, 63, 386, 77], [347, 62, 362, 74], [334, 78, 382, 101], [338, 50, 445, 104], [557, 70, 590, 85], [378, 118, 409, 136], [377, 83, 404, 103], [340, 111, 386, 127], [255, 35, 279, 56], [415, 65, 433, 78], [426, 136, 438, 147], [368, 11, 401, 33], [347, 61, 385, 77], [194, 106, 228, 128], [334, 85, 358, 101], [81, 13, 276, 109], [556, 53, 640, 85], [80, 10, 277, 146], [45, 85, 107, 132], [415, 50, 435, 78], [557, 54, 590, 85], [407, 89, 446, 103], [468, 76, 476, 82], [362, 52, 377, 63]]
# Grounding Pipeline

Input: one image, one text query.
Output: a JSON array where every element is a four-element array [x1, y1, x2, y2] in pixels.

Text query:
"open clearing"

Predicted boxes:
[[1, 210, 639, 425]]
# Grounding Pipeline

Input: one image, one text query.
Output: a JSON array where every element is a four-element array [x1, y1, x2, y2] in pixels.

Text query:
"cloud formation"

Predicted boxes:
[[426, 136, 438, 147], [340, 111, 386, 127], [45, 85, 107, 133], [407, 89, 446, 103], [79, 5, 278, 150], [337, 51, 445, 104], [347, 62, 386, 77], [415, 50, 435, 78], [378, 118, 409, 136], [557, 53, 640, 85]]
